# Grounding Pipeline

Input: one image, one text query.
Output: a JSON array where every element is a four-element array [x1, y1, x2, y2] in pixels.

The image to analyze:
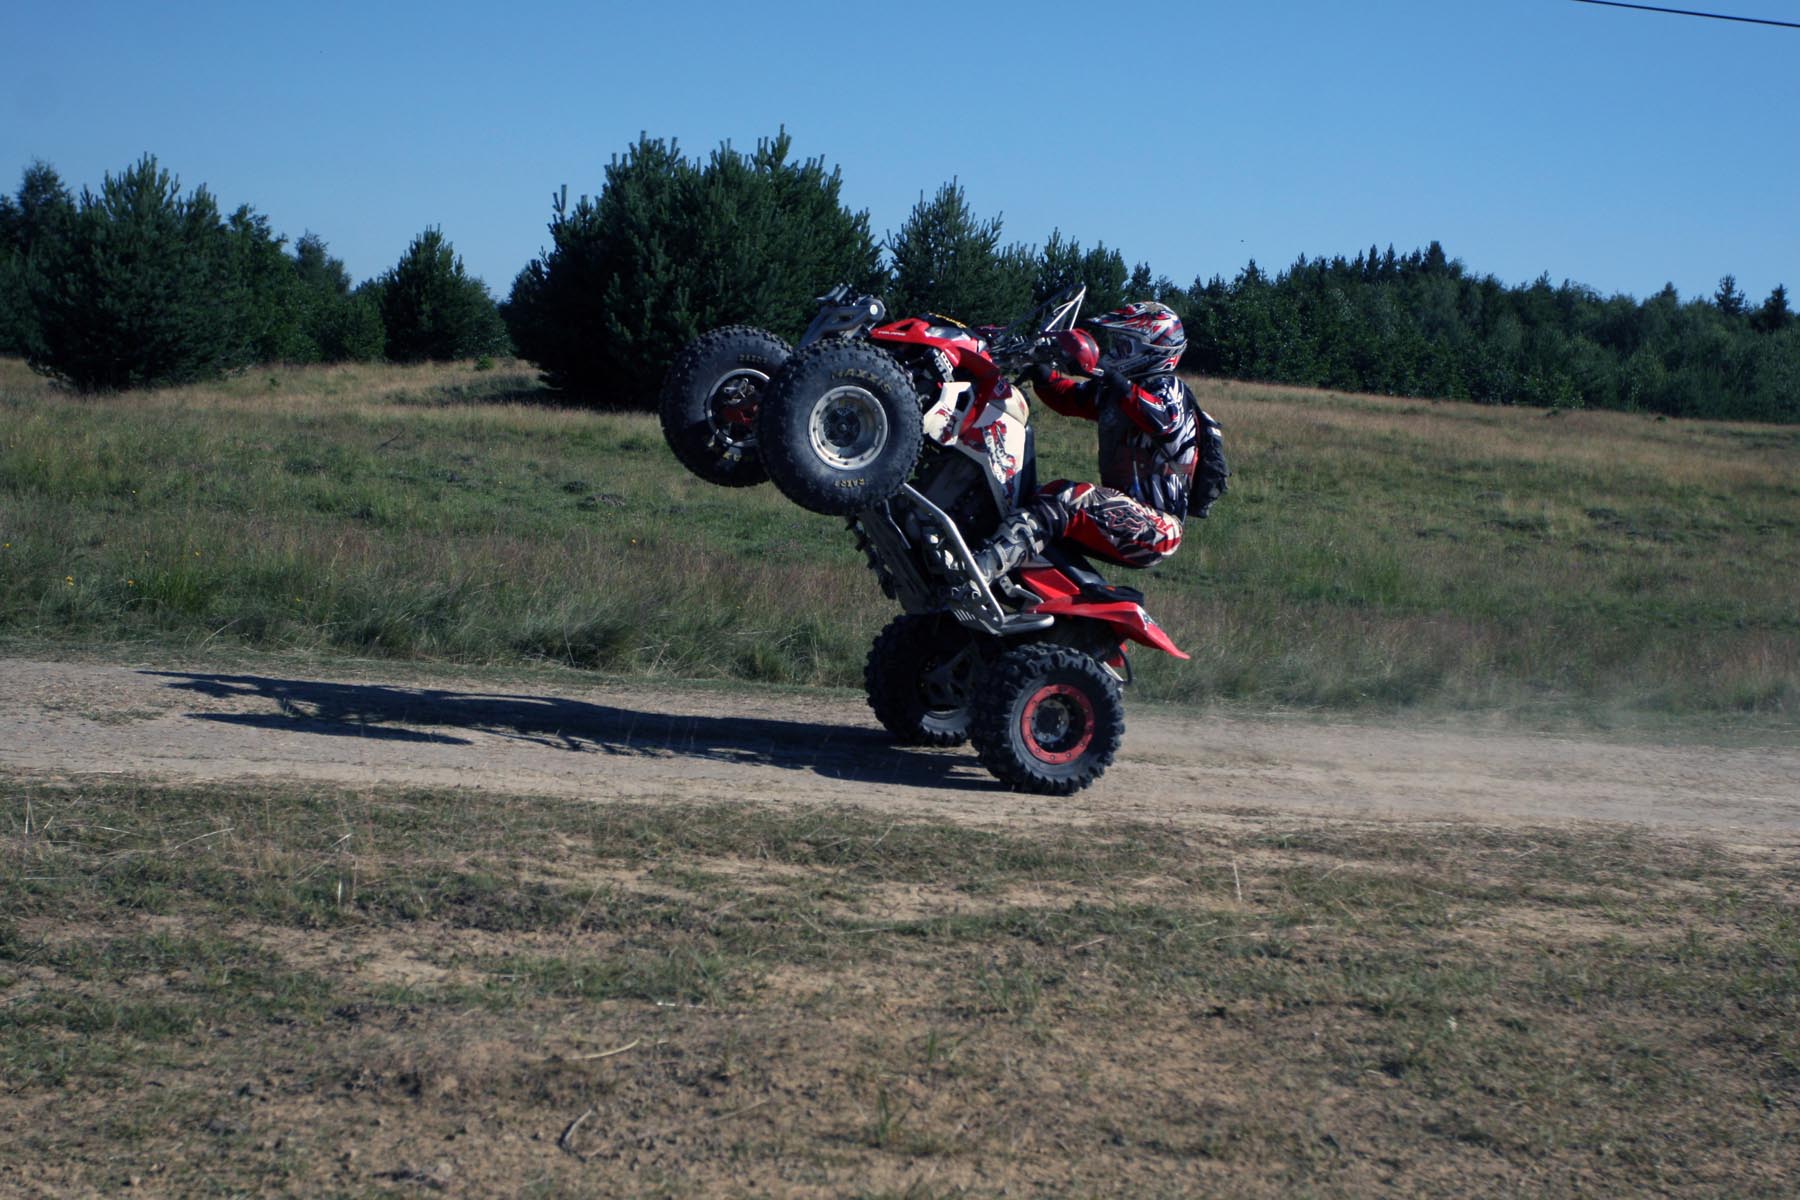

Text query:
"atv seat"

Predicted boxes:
[[1041, 545, 1146, 606]]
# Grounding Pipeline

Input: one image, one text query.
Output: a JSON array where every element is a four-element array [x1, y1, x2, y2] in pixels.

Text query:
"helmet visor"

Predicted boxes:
[[1101, 330, 1140, 362]]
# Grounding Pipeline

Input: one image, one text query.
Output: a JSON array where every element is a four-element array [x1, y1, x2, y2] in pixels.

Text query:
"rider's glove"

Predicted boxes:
[[1022, 362, 1056, 390], [1096, 366, 1135, 399]]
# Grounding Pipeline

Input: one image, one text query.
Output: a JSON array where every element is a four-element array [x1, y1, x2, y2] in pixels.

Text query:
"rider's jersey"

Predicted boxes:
[[1033, 371, 1226, 521]]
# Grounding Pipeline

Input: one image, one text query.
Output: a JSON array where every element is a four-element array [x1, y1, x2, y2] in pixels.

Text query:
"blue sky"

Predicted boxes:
[[4, 0, 1796, 307]]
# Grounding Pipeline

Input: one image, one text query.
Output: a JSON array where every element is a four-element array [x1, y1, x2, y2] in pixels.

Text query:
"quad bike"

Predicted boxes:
[[659, 285, 1188, 795]]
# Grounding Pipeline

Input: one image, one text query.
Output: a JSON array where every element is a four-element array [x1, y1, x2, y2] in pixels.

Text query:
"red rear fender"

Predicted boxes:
[[1018, 568, 1190, 660]]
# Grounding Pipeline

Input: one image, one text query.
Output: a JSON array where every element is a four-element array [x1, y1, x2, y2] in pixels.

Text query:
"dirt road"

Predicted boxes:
[[3, 656, 1796, 839]]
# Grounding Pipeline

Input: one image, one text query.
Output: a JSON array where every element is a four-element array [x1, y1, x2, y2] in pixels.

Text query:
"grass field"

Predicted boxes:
[[3, 774, 1796, 1196], [5, 357, 1798, 1195], [2, 355, 1796, 720]]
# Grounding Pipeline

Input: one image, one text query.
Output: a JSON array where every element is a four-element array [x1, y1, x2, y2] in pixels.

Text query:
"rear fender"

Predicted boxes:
[[1018, 568, 1190, 660]]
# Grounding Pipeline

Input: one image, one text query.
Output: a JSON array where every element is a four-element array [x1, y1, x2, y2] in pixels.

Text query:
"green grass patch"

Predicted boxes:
[[3, 357, 1796, 721], [3, 775, 1798, 1194]]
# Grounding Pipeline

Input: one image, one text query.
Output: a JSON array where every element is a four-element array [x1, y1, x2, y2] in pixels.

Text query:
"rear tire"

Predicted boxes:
[[970, 644, 1124, 795], [865, 614, 980, 747], [659, 325, 791, 487], [756, 340, 924, 515]]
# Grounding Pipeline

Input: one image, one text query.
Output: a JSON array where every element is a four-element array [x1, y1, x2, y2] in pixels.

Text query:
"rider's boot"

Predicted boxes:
[[972, 509, 1049, 583]]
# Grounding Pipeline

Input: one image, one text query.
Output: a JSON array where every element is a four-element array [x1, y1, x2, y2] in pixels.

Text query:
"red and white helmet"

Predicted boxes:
[[1086, 301, 1186, 379]]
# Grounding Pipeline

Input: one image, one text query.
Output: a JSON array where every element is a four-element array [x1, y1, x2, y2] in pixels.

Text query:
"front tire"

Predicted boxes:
[[970, 644, 1124, 795], [756, 341, 924, 515], [659, 325, 791, 487], [865, 614, 980, 747]]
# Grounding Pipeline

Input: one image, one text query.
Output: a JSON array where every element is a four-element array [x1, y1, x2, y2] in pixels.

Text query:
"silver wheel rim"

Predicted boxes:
[[707, 367, 768, 449], [808, 385, 888, 471]]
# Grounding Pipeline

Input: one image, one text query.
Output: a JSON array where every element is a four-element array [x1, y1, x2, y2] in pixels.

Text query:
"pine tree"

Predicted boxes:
[[505, 131, 884, 404], [683, 132, 884, 339], [0, 162, 74, 357], [0, 198, 20, 354], [227, 206, 311, 364], [289, 233, 382, 362], [27, 155, 247, 391], [376, 227, 508, 362], [1751, 284, 1791, 334], [1032, 229, 1083, 306], [1079, 244, 1129, 314], [887, 180, 1032, 326], [293, 233, 349, 295], [314, 287, 386, 362], [1714, 274, 1746, 317]]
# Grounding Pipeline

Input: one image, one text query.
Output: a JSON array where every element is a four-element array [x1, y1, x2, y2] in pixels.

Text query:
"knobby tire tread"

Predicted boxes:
[[756, 340, 924, 516], [659, 325, 792, 488], [864, 614, 972, 747], [970, 643, 1124, 795]]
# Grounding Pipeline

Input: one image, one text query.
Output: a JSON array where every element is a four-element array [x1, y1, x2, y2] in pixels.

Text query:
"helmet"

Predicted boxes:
[[1086, 301, 1185, 379]]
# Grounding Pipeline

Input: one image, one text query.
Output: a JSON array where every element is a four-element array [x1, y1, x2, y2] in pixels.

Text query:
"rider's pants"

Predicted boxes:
[[1030, 480, 1182, 569]]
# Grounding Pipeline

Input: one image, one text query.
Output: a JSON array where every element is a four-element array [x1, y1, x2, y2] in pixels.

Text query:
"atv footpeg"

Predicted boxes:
[[950, 605, 1052, 635]]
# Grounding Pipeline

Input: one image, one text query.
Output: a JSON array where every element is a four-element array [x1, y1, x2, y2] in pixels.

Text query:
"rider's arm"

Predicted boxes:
[[1030, 371, 1100, 421]]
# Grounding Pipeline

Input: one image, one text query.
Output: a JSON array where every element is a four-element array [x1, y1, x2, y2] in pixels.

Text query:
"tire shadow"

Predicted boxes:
[[142, 671, 995, 792]]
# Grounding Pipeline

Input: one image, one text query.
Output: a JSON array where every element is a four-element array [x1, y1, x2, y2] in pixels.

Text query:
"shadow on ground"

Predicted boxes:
[[142, 671, 991, 791]]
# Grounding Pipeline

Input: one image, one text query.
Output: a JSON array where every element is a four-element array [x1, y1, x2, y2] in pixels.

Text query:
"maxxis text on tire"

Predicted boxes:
[[865, 613, 980, 747], [659, 325, 792, 487], [755, 340, 924, 516], [969, 643, 1124, 795]]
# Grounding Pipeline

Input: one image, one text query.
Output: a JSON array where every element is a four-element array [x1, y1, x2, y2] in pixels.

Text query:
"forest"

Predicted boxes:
[[1, 137, 1792, 421]]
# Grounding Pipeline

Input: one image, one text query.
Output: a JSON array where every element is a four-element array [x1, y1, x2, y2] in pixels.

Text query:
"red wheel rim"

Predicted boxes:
[[1019, 683, 1096, 764]]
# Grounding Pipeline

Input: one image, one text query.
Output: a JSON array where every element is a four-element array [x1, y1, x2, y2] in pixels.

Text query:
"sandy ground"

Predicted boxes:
[[2, 656, 1796, 841]]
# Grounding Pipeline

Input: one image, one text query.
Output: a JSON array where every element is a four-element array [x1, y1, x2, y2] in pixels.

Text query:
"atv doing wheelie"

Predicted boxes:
[[659, 285, 1188, 795]]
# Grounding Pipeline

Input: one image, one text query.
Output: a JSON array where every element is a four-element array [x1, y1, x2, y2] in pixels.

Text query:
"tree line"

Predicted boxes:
[[1178, 247, 1796, 423], [0, 156, 508, 391], [3, 141, 1794, 422]]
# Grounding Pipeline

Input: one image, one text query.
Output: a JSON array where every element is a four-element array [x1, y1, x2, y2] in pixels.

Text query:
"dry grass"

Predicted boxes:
[[3, 775, 1796, 1197]]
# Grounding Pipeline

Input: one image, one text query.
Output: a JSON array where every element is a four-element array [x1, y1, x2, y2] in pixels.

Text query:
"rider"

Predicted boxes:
[[973, 300, 1228, 581]]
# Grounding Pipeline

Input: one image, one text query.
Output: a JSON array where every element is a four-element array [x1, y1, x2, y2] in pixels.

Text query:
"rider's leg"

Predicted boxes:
[[972, 506, 1052, 582], [1033, 481, 1183, 569]]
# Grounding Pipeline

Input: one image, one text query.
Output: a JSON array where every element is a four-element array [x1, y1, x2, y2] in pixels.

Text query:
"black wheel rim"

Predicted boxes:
[[918, 643, 975, 720], [1019, 683, 1096, 765]]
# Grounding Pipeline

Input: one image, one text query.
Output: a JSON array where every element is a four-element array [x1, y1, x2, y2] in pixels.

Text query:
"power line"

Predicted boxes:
[[1571, 1, 1800, 29]]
